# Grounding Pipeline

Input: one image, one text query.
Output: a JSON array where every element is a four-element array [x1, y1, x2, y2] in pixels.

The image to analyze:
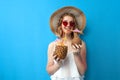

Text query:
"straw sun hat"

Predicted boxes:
[[50, 6, 86, 36]]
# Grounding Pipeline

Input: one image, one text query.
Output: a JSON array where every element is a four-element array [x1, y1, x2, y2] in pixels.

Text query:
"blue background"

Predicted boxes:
[[0, 0, 120, 80]]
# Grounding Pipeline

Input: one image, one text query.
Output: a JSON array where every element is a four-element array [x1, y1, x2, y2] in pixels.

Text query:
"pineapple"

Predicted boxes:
[[53, 45, 68, 59]]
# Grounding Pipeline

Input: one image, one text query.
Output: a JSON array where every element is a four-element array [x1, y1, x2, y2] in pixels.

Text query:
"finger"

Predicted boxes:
[[79, 44, 82, 48], [72, 45, 77, 49], [53, 54, 57, 57], [57, 58, 61, 62], [53, 55, 57, 59], [75, 44, 79, 49], [56, 57, 60, 62]]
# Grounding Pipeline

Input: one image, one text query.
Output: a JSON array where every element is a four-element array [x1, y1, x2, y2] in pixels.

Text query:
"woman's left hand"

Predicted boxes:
[[72, 43, 82, 54]]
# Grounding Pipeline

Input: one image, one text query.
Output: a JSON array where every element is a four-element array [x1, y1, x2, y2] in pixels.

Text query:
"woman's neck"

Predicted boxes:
[[62, 33, 72, 41]]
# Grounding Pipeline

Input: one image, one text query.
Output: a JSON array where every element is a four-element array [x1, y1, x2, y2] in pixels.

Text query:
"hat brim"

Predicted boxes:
[[50, 6, 86, 35]]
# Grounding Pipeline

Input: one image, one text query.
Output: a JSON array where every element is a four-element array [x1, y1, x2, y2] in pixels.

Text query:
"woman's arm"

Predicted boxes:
[[46, 42, 62, 75], [73, 41, 87, 76]]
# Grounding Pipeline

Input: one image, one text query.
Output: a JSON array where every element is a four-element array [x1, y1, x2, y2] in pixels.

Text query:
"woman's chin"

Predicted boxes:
[[64, 30, 72, 34]]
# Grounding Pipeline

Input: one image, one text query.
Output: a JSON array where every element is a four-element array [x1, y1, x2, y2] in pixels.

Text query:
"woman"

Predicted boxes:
[[46, 6, 87, 80]]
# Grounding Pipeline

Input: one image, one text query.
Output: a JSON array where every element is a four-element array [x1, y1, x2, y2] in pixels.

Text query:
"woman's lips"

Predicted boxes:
[[64, 27, 72, 31]]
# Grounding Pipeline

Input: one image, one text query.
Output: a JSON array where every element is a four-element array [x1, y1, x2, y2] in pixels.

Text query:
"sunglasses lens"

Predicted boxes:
[[70, 22, 75, 27], [62, 21, 68, 27]]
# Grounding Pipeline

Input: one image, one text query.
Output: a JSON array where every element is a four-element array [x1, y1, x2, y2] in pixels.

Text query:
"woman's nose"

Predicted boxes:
[[66, 23, 71, 27]]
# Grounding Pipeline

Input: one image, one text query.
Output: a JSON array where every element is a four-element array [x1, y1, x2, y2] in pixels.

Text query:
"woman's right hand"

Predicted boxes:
[[53, 54, 63, 66]]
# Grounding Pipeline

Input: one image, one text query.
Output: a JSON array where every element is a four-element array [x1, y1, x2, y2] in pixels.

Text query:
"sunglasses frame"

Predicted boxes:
[[62, 20, 75, 27]]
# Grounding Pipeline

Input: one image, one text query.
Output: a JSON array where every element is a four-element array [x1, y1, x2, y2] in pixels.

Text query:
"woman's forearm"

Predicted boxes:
[[73, 54, 87, 75], [46, 62, 61, 75]]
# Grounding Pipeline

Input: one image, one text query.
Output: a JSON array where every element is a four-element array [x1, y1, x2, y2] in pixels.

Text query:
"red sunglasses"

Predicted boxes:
[[62, 21, 75, 27]]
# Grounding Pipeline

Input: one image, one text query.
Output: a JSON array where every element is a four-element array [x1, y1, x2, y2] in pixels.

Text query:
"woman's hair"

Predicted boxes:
[[56, 13, 78, 38]]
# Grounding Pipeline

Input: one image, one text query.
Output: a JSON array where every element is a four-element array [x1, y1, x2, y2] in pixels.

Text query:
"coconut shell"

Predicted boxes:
[[72, 33, 82, 45]]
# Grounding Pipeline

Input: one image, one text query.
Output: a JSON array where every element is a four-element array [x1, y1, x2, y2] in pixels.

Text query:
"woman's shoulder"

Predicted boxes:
[[48, 38, 61, 48], [81, 40, 86, 48], [48, 41, 55, 48], [82, 40, 86, 44], [80, 40, 86, 53]]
